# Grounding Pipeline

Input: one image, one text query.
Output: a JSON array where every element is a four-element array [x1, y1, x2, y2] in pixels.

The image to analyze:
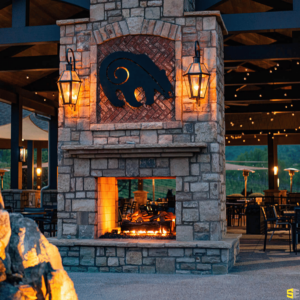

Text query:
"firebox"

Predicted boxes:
[[98, 177, 176, 239]]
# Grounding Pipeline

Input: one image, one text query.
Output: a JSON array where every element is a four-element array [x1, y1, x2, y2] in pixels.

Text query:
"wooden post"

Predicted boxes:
[[36, 142, 42, 190], [268, 135, 278, 190], [10, 95, 23, 189], [48, 113, 58, 189], [26, 141, 34, 189]]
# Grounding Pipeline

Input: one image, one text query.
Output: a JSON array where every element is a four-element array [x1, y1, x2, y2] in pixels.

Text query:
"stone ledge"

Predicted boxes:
[[48, 234, 241, 249], [61, 143, 207, 158], [90, 121, 183, 131], [62, 142, 207, 151], [184, 11, 228, 35], [56, 18, 90, 26]]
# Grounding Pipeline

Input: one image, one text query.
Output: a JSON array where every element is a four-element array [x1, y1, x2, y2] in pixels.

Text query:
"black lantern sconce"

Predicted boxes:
[[19, 147, 27, 162], [57, 48, 82, 110], [183, 41, 210, 105]]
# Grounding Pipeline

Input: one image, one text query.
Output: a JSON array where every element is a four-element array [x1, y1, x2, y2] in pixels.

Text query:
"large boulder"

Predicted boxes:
[[0, 193, 78, 300]]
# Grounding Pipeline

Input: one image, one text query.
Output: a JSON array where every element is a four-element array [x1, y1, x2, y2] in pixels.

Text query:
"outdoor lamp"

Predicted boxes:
[[183, 41, 210, 105], [57, 48, 82, 110], [19, 147, 27, 162], [36, 168, 42, 177], [274, 166, 278, 176]]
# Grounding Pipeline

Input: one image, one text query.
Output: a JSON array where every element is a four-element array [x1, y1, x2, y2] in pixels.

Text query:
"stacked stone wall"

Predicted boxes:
[[56, 0, 227, 242]]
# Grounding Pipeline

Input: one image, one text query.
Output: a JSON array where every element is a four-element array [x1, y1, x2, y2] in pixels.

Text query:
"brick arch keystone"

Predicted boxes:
[[92, 18, 182, 45]]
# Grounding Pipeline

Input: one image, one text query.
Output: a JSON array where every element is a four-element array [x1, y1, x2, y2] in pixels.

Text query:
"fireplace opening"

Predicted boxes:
[[98, 178, 176, 239]]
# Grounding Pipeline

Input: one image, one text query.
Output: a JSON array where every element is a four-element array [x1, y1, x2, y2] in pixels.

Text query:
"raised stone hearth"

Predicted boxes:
[[49, 234, 240, 274]]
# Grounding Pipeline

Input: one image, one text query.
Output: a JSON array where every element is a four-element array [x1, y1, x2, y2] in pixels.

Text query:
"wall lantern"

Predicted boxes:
[[274, 166, 278, 176], [19, 147, 27, 162], [57, 48, 82, 110], [183, 41, 210, 105], [36, 168, 42, 177]]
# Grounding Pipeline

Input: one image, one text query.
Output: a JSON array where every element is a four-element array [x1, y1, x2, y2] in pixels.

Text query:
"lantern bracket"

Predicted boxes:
[[194, 41, 200, 63], [66, 48, 76, 71]]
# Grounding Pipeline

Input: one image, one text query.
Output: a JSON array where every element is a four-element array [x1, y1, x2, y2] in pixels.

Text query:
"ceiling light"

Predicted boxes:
[[26, 75, 29, 79], [259, 94, 262, 97], [271, 118, 274, 121], [249, 117, 252, 120], [243, 140, 245, 142], [270, 70, 272, 73], [252, 121, 254, 124], [284, 93, 287, 96], [234, 94, 237, 97], [277, 63, 279, 66], [258, 139, 260, 141], [291, 104, 293, 107], [240, 125, 243, 127], [244, 77, 246, 80], [274, 67, 277, 70], [292, 113, 295, 116]]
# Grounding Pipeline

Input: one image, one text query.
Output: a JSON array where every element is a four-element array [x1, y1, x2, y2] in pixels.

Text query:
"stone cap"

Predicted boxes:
[[184, 11, 228, 35], [62, 142, 207, 151], [48, 234, 241, 249]]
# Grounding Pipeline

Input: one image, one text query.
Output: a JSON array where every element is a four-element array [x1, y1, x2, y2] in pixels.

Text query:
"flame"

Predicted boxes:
[[122, 229, 167, 236]]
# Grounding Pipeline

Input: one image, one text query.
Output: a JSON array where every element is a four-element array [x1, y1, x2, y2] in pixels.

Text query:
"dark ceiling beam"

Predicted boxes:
[[0, 55, 59, 72], [251, 0, 292, 11], [195, 0, 228, 10], [25, 71, 59, 92], [0, 45, 33, 58], [222, 11, 300, 32], [12, 0, 29, 28], [257, 32, 292, 44], [0, 25, 60, 46], [225, 70, 300, 86], [226, 129, 299, 135], [52, 0, 90, 9], [225, 87, 300, 101], [0, 81, 57, 116], [0, 0, 12, 10], [224, 43, 300, 62], [225, 101, 300, 113]]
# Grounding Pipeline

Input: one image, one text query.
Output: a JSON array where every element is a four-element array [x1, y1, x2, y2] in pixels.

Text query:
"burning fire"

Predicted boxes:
[[123, 227, 169, 236]]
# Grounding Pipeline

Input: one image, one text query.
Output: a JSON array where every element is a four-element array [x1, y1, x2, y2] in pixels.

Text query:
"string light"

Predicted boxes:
[[244, 77, 247, 80], [284, 129, 286, 132], [270, 70, 272, 73], [291, 104, 293, 107], [234, 94, 237, 97], [292, 113, 295, 116], [252, 121, 254, 124], [254, 135, 256, 138], [44, 99, 46, 102], [274, 67, 277, 70], [247, 73, 250, 76], [297, 62, 299, 65], [271, 118, 274, 121], [267, 112, 270, 115], [285, 106, 288, 108], [242, 132, 244, 135], [258, 139, 260, 141], [272, 137, 274, 139], [259, 94, 262, 97], [286, 134, 288, 137], [260, 132, 262, 134], [277, 63, 279, 66], [240, 125, 243, 127], [284, 93, 287, 96], [243, 140, 245, 142], [26, 75, 29, 79], [228, 141, 231, 143]]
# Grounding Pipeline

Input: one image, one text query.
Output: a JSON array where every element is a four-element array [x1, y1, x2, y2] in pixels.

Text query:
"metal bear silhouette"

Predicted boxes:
[[99, 51, 174, 108]]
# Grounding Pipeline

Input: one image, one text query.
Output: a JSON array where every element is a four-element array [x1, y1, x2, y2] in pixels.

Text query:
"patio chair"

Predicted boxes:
[[269, 205, 291, 242], [261, 206, 291, 252], [42, 209, 57, 237], [293, 207, 300, 255]]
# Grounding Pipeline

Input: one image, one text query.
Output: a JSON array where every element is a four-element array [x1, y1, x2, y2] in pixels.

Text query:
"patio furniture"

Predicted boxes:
[[293, 207, 300, 255], [245, 204, 264, 234], [261, 206, 291, 252], [269, 205, 291, 242]]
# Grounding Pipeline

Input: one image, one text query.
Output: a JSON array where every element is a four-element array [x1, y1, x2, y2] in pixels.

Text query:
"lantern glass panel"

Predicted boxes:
[[200, 73, 209, 98], [71, 81, 81, 105], [60, 82, 71, 104], [191, 75, 200, 98]]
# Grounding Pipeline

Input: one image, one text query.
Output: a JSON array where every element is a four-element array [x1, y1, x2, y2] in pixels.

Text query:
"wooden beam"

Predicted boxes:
[[225, 70, 300, 86], [225, 102, 300, 113], [0, 25, 60, 46], [25, 71, 59, 92], [0, 0, 12, 10], [0, 45, 33, 58], [12, 0, 29, 28], [222, 11, 300, 32], [53, 0, 90, 9], [0, 56, 59, 72], [224, 43, 300, 62], [195, 0, 229, 10]]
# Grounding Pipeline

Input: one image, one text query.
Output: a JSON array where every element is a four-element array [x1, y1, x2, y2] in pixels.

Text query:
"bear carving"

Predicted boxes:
[[99, 51, 174, 108]]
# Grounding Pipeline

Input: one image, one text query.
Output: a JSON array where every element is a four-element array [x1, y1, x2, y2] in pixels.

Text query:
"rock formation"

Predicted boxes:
[[0, 192, 78, 300]]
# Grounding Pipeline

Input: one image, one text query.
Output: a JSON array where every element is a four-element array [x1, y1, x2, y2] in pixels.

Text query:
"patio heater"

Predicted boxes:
[[238, 169, 255, 198], [284, 168, 299, 192], [0, 169, 7, 190], [183, 41, 210, 105]]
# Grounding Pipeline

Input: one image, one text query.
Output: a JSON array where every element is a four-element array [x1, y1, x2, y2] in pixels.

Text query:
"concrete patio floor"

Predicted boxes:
[[69, 231, 300, 300]]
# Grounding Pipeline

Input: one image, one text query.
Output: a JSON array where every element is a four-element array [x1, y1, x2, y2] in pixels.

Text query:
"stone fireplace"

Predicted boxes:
[[53, 0, 241, 274]]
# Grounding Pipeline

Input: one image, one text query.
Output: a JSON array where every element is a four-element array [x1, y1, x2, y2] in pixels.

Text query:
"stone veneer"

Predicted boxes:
[[49, 235, 240, 274], [56, 0, 233, 269]]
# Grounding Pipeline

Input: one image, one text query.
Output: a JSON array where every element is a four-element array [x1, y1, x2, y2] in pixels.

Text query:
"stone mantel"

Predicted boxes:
[[61, 143, 207, 158]]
